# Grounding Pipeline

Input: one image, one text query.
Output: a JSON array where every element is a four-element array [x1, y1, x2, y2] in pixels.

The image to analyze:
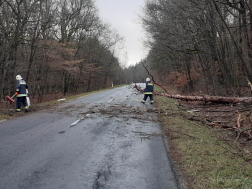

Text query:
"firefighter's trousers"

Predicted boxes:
[[142, 94, 154, 103], [16, 97, 28, 111]]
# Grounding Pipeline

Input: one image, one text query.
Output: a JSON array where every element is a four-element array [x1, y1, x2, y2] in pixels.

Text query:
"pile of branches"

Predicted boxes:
[[133, 81, 252, 156]]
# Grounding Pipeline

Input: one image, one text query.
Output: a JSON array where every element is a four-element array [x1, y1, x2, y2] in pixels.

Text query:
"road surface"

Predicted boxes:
[[0, 84, 179, 189]]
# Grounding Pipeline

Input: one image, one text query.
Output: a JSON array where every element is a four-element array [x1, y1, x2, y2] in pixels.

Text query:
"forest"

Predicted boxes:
[[1, 0, 252, 103], [127, 0, 252, 97], [0, 0, 125, 102]]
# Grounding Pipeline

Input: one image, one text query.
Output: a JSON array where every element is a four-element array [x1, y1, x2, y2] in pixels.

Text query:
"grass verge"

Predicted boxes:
[[155, 95, 252, 189]]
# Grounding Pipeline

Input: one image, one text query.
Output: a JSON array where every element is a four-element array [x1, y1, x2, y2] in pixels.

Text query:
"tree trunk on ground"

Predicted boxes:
[[134, 84, 252, 104], [154, 92, 252, 104]]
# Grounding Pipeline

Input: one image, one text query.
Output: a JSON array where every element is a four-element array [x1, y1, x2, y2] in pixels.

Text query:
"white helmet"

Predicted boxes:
[[16, 75, 23, 80], [146, 78, 150, 82]]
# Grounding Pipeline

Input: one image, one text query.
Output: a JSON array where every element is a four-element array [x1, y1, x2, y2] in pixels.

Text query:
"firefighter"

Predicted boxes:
[[142, 77, 154, 104], [15, 75, 29, 112]]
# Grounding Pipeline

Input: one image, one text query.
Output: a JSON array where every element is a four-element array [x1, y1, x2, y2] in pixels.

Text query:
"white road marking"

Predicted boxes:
[[68, 119, 81, 127], [107, 99, 114, 103], [68, 115, 89, 127]]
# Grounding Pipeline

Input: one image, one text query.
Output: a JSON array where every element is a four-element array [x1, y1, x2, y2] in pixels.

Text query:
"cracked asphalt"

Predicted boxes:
[[0, 84, 179, 189]]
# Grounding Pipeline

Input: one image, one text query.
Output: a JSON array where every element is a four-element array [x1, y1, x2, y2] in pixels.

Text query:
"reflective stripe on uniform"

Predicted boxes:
[[144, 92, 153, 94], [17, 94, 27, 97]]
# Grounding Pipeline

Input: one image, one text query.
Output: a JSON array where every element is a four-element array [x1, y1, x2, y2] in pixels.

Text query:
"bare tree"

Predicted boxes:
[[140, 0, 252, 96], [0, 0, 126, 102]]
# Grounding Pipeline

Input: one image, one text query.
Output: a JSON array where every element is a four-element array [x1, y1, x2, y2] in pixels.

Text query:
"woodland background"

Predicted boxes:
[[1, 0, 252, 103]]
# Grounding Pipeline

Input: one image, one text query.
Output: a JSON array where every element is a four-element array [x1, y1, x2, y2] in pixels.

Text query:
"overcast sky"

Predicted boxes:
[[95, 0, 148, 67]]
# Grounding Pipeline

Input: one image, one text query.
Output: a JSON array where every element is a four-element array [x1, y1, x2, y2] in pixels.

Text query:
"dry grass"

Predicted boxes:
[[156, 94, 252, 189]]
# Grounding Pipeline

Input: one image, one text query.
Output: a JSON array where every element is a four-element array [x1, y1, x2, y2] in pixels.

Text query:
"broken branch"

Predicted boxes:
[[142, 64, 172, 96]]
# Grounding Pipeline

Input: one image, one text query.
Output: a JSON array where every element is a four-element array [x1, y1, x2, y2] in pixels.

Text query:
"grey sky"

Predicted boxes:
[[95, 0, 147, 67]]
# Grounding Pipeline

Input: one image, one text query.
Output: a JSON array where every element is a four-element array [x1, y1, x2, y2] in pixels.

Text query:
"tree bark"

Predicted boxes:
[[154, 92, 252, 104], [134, 82, 252, 104]]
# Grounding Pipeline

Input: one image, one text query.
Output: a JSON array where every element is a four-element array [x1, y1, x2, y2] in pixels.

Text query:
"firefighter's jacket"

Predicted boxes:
[[16, 79, 28, 97], [144, 81, 154, 94]]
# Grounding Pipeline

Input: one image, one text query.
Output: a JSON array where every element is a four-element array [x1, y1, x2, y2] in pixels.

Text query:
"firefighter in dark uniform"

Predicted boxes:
[[15, 75, 29, 112], [142, 77, 154, 104]]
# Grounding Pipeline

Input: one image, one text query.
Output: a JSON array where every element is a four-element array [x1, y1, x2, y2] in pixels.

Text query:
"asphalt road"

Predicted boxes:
[[0, 84, 179, 189]]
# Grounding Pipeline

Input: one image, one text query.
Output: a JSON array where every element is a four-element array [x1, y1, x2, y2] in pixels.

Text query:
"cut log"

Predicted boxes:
[[237, 112, 241, 128]]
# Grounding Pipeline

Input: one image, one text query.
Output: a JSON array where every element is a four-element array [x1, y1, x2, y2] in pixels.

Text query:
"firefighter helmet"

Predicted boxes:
[[146, 78, 150, 82], [16, 75, 23, 80]]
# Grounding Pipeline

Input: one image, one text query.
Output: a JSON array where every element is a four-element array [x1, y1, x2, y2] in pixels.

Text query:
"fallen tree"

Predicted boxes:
[[154, 92, 252, 104], [134, 64, 252, 104], [134, 84, 252, 104]]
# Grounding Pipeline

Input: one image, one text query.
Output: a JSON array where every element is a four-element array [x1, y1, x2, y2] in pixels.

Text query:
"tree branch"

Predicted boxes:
[[142, 64, 172, 96]]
